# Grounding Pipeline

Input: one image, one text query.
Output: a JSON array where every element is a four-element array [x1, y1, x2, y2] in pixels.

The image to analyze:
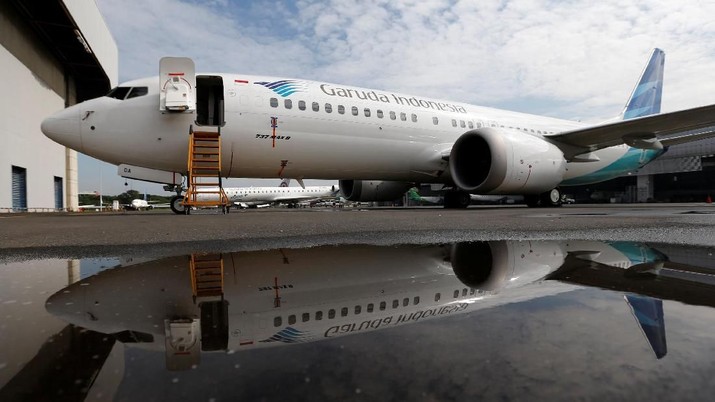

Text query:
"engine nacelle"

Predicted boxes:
[[339, 180, 413, 202], [451, 241, 566, 291], [449, 128, 566, 194]]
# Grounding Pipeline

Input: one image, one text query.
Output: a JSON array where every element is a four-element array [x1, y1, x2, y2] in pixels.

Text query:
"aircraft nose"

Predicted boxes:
[[41, 106, 82, 151]]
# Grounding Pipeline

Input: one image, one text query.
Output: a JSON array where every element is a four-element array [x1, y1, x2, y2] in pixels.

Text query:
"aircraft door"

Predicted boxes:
[[160, 57, 196, 112], [196, 76, 225, 126]]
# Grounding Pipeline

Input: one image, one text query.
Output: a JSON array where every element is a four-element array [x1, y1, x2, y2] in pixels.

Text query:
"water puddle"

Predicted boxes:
[[2, 240, 715, 400]]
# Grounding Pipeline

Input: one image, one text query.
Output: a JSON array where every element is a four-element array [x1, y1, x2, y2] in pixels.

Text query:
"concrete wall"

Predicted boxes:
[[0, 1, 66, 100], [0, 45, 66, 210], [0, 1, 117, 211]]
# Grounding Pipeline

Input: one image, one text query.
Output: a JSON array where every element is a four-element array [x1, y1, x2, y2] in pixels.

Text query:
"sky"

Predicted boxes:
[[82, 0, 715, 195]]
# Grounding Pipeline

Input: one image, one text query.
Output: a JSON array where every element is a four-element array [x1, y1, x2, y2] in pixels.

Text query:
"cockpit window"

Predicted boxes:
[[106, 87, 131, 100], [126, 86, 148, 99], [106, 86, 148, 100]]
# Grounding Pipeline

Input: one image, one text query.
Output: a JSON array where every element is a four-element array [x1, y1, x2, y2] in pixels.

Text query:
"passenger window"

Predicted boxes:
[[289, 315, 296, 325], [316, 311, 323, 320], [392, 299, 399, 308], [477, 122, 483, 128], [452, 119, 457, 127], [325, 103, 333, 113], [390, 111, 396, 120], [411, 114, 417, 122], [460, 120, 466, 128], [328, 309, 335, 319], [400, 112, 406, 121], [414, 296, 420, 305], [270, 98, 278, 108], [453, 290, 459, 298], [367, 303, 374, 313], [377, 110, 384, 118], [312, 102, 319, 112], [380, 301, 386, 311], [403, 298, 409, 307], [435, 293, 441, 302], [341, 307, 348, 317], [298, 100, 306, 110], [284, 99, 293, 109], [352, 106, 359, 116], [470, 288, 476, 295], [338, 105, 345, 114], [274, 316, 282, 327], [364, 108, 371, 117], [126, 86, 148, 99], [468, 121, 474, 129], [432, 117, 439, 125], [355, 305, 361, 314], [302, 313, 310, 322], [462, 288, 468, 296]]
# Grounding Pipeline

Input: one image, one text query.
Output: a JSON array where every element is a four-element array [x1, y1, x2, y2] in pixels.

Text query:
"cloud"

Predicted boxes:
[[98, 0, 715, 120], [88, 0, 715, 193]]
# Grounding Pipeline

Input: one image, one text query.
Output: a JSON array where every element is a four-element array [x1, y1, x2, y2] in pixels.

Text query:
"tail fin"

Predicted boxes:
[[624, 295, 667, 359], [620, 48, 665, 120], [407, 188, 422, 202]]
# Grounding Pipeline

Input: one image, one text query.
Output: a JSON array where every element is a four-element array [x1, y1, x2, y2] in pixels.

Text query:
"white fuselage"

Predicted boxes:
[[42, 74, 643, 192], [129, 199, 150, 209], [197, 185, 336, 206]]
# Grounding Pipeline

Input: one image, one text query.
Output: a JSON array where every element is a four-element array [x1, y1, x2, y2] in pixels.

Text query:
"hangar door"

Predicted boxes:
[[54, 176, 63, 210], [12, 166, 27, 211]]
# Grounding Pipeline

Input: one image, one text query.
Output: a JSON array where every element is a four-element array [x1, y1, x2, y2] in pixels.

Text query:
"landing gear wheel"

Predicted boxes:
[[170, 195, 186, 215], [540, 188, 562, 207], [444, 191, 471, 209]]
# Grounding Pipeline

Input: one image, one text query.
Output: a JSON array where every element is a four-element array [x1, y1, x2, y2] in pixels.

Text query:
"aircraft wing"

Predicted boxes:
[[548, 104, 715, 159]]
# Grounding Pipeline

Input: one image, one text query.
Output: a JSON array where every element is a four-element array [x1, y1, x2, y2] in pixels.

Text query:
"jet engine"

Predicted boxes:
[[339, 180, 413, 202], [449, 128, 566, 194], [450, 241, 566, 291]]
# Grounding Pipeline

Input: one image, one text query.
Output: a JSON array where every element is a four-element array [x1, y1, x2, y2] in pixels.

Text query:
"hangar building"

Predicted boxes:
[[0, 0, 116, 212]]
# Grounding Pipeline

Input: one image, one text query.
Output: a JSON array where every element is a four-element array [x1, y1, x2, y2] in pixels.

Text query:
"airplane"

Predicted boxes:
[[45, 239, 714, 370], [406, 187, 443, 205], [170, 182, 340, 213], [41, 49, 715, 209], [407, 187, 520, 205]]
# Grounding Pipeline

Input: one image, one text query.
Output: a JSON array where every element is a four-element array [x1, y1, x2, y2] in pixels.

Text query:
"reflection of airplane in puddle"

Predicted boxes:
[[45, 240, 715, 370]]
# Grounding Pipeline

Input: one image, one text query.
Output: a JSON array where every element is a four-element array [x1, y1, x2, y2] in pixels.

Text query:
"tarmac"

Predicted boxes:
[[2, 204, 715, 261]]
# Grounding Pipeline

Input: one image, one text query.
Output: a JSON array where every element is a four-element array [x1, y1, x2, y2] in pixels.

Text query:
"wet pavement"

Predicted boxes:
[[1, 205, 715, 401]]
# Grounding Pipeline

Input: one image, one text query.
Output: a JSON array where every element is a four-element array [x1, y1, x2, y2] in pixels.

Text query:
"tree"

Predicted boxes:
[[116, 190, 141, 205]]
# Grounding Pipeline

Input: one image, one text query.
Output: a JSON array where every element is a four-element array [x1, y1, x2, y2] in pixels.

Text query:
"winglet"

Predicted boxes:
[[621, 48, 665, 120]]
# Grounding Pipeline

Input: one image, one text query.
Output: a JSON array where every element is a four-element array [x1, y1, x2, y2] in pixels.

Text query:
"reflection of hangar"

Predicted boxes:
[[568, 139, 715, 203], [0, 0, 116, 212]]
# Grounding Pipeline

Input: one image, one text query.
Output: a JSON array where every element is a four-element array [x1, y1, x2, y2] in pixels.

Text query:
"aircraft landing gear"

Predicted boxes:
[[170, 195, 186, 215], [525, 188, 562, 208], [444, 191, 471, 209]]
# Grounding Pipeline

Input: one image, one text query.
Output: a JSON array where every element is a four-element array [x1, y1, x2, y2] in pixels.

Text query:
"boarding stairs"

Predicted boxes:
[[189, 253, 225, 301], [182, 126, 230, 213]]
